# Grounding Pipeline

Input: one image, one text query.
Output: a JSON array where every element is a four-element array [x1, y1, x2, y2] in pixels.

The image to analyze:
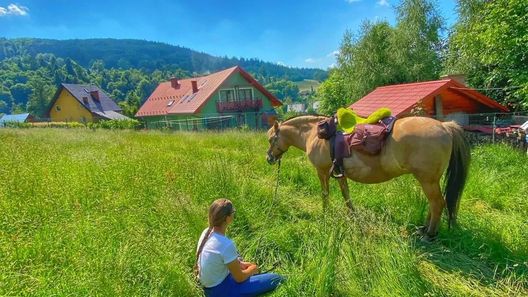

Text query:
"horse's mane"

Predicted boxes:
[[282, 114, 329, 126]]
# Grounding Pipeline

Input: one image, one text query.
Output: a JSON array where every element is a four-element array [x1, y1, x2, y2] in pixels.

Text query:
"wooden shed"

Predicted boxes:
[[349, 77, 509, 125]]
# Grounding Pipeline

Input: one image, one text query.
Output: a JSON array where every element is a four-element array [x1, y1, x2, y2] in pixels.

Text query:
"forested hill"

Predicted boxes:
[[0, 38, 327, 81]]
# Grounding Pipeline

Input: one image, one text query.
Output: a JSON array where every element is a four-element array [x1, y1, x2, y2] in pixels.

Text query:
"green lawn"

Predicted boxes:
[[295, 79, 320, 93], [0, 128, 526, 296]]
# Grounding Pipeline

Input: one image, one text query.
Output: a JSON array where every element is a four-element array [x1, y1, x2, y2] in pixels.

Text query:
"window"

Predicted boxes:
[[219, 89, 235, 102], [83, 97, 89, 105], [167, 100, 175, 107], [56, 105, 61, 111], [238, 88, 253, 100]]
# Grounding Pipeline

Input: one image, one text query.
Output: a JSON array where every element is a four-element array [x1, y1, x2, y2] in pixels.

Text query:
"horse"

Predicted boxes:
[[266, 115, 470, 240]]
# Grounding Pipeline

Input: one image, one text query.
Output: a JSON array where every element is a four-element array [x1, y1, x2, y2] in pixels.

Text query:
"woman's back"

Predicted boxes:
[[197, 228, 238, 288]]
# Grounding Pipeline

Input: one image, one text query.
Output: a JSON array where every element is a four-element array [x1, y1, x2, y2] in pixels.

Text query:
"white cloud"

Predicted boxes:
[[327, 50, 339, 58], [277, 61, 286, 66], [0, 4, 29, 16], [345, 0, 361, 3], [377, 0, 389, 7], [304, 58, 317, 64]]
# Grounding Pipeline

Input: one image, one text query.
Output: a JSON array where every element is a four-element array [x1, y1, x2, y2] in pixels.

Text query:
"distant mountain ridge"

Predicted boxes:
[[0, 38, 327, 81]]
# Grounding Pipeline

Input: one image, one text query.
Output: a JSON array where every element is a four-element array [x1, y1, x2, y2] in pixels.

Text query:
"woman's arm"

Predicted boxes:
[[227, 259, 259, 283]]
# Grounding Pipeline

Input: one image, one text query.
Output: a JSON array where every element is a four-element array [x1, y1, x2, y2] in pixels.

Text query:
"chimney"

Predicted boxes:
[[90, 90, 100, 101], [170, 77, 180, 89], [440, 74, 466, 86], [191, 80, 198, 94]]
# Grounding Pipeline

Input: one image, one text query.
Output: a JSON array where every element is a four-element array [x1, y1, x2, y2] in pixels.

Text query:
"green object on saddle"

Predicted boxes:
[[336, 107, 392, 134]]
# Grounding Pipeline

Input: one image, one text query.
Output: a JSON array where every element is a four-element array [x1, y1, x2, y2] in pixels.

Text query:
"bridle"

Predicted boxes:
[[267, 127, 287, 164]]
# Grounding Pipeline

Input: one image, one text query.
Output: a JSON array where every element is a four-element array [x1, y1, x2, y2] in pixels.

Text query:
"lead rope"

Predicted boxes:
[[273, 159, 281, 204], [262, 159, 281, 271]]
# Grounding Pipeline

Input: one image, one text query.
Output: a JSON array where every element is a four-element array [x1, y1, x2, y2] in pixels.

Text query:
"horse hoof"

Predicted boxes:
[[414, 226, 428, 236], [420, 233, 437, 243]]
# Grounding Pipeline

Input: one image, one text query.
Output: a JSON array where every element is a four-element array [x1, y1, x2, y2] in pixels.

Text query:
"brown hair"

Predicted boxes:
[[194, 199, 235, 276]]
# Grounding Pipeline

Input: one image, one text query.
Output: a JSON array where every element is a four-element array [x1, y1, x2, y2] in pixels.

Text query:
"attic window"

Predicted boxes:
[[167, 100, 175, 107], [82, 97, 89, 105]]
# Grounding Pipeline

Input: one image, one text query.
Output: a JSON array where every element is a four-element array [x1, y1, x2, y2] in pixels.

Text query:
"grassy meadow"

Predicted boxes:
[[295, 79, 321, 93], [0, 128, 527, 296]]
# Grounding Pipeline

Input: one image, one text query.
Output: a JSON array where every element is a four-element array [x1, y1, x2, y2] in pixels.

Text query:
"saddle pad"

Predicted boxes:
[[345, 116, 396, 155]]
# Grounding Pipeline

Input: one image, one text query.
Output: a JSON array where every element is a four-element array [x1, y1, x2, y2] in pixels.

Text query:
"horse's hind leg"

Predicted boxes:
[[337, 177, 354, 214], [419, 181, 445, 240]]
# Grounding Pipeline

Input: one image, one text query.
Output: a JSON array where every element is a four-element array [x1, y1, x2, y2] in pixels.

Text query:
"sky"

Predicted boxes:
[[0, 0, 458, 69]]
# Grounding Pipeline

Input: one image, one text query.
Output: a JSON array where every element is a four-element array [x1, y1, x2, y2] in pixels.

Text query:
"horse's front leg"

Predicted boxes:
[[317, 168, 330, 209], [337, 177, 354, 214]]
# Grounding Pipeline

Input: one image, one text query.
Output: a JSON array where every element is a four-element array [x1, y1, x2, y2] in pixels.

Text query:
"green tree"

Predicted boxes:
[[0, 100, 7, 114], [317, 0, 443, 114], [265, 80, 300, 101], [445, 0, 528, 110], [392, 0, 443, 82], [27, 80, 53, 118], [316, 69, 349, 115]]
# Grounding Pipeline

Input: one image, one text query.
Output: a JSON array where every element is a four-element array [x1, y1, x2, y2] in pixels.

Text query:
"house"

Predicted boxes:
[[287, 103, 306, 113], [47, 83, 130, 123], [0, 113, 35, 127], [349, 76, 509, 125], [135, 66, 282, 130]]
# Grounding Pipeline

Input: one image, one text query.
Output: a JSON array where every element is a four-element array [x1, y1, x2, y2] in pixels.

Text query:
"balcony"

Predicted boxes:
[[216, 99, 263, 113]]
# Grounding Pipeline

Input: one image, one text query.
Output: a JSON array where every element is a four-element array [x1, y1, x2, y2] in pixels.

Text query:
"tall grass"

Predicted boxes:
[[0, 129, 526, 296]]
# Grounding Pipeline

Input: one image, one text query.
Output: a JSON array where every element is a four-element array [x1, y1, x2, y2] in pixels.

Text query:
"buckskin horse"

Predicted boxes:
[[266, 115, 470, 240]]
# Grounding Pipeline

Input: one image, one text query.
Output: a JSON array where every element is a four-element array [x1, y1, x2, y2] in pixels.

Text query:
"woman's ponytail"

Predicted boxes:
[[194, 226, 213, 277]]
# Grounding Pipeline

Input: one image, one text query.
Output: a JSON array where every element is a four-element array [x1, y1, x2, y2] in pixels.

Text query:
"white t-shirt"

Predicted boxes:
[[196, 228, 239, 288]]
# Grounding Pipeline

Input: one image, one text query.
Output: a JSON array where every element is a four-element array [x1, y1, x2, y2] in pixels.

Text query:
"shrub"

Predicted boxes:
[[88, 119, 141, 130]]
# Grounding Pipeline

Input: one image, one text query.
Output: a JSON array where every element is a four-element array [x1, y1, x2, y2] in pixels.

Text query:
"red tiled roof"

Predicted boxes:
[[135, 66, 281, 117], [350, 80, 451, 117], [349, 79, 508, 117]]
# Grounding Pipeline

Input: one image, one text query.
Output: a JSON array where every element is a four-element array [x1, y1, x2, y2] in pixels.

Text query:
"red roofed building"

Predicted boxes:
[[349, 77, 508, 125], [136, 66, 282, 130]]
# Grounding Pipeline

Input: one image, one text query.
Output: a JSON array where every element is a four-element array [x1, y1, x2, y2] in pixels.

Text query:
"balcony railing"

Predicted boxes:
[[216, 99, 263, 112]]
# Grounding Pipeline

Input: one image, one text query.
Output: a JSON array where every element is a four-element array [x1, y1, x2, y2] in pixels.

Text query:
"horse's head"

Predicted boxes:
[[266, 121, 288, 165]]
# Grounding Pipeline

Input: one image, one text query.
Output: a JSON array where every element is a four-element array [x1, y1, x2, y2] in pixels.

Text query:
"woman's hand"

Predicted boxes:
[[228, 259, 259, 283], [239, 261, 255, 270]]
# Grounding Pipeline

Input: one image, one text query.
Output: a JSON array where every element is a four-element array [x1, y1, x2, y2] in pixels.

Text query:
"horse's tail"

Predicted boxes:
[[442, 121, 471, 228]]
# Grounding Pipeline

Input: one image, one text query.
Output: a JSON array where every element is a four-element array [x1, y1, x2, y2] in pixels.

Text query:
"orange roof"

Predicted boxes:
[[136, 66, 281, 117], [349, 79, 508, 117]]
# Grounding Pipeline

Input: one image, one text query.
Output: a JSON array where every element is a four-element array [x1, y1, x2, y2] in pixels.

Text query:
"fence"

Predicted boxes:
[[146, 115, 237, 131], [144, 111, 277, 131], [456, 112, 528, 153]]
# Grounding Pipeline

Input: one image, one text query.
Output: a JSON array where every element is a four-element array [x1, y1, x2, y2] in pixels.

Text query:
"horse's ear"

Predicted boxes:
[[273, 121, 279, 131]]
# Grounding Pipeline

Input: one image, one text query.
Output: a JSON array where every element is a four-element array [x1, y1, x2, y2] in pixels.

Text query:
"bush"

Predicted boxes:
[[0, 119, 142, 130], [87, 119, 141, 130], [28, 122, 86, 128], [3, 122, 32, 128]]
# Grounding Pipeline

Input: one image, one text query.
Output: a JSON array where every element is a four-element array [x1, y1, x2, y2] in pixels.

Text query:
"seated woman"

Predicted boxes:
[[195, 198, 283, 297]]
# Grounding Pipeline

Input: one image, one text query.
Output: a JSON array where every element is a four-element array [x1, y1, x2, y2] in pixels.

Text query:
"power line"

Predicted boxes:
[[450, 86, 524, 91]]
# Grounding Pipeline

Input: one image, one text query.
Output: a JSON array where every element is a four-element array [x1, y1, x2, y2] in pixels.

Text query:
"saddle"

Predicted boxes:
[[317, 108, 396, 178]]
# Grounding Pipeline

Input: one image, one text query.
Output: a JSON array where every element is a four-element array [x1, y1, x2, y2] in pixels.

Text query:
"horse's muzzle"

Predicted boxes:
[[267, 154, 277, 165], [267, 151, 279, 165]]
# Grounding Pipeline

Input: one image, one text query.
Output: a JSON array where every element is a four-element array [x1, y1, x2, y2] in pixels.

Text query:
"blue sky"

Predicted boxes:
[[0, 0, 457, 69]]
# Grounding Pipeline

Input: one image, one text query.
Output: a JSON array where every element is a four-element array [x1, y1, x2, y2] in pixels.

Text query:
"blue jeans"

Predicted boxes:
[[203, 273, 283, 297]]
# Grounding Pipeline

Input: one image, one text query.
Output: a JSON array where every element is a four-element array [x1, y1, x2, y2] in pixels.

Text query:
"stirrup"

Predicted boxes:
[[329, 164, 345, 178], [331, 172, 344, 178]]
